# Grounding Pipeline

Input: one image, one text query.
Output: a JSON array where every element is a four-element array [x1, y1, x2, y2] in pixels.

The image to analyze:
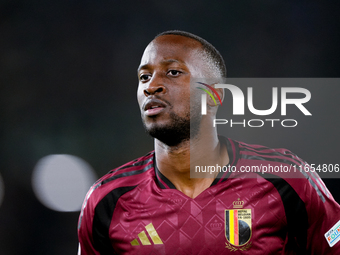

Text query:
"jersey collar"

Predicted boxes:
[[153, 136, 240, 189]]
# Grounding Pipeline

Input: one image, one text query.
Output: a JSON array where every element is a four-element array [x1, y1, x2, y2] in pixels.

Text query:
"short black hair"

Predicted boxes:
[[155, 30, 227, 78]]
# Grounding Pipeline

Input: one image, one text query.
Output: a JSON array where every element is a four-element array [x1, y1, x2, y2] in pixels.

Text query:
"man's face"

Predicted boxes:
[[137, 35, 206, 146]]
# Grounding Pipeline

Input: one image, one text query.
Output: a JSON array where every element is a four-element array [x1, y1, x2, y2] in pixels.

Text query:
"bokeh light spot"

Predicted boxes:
[[32, 154, 97, 212]]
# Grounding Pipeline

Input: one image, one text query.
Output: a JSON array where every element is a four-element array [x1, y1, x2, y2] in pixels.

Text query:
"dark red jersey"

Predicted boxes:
[[78, 137, 340, 254]]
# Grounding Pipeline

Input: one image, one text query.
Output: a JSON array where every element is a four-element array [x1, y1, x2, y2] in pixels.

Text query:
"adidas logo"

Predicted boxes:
[[130, 223, 163, 246]]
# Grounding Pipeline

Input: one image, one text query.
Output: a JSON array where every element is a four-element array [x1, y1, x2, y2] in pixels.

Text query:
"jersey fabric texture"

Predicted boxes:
[[78, 137, 340, 254]]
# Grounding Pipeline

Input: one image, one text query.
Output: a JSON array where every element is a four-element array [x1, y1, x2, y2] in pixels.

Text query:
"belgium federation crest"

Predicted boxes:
[[225, 209, 252, 251]]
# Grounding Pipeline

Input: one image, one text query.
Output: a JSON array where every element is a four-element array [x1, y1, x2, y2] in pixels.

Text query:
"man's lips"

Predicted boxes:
[[143, 99, 167, 117]]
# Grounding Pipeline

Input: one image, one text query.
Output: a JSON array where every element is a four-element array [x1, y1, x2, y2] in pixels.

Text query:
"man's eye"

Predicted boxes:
[[167, 70, 181, 76], [140, 74, 151, 81]]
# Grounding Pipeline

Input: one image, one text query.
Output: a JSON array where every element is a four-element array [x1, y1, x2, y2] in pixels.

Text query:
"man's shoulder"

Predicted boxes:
[[228, 138, 332, 202], [109, 150, 155, 174], [234, 138, 294, 156], [99, 150, 155, 186], [226, 137, 314, 180], [84, 151, 155, 206], [230, 138, 304, 166]]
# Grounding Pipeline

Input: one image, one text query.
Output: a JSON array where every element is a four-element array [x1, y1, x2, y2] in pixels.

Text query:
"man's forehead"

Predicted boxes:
[[140, 35, 203, 65], [151, 34, 202, 48]]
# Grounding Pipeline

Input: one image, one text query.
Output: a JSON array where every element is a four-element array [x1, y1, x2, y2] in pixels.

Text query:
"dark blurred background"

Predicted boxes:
[[1, 0, 339, 254]]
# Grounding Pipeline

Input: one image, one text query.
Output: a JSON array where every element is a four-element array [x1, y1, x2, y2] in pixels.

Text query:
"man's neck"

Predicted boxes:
[[154, 130, 229, 198]]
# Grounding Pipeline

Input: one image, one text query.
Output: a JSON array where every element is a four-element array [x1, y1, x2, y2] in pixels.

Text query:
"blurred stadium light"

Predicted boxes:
[[32, 154, 96, 212]]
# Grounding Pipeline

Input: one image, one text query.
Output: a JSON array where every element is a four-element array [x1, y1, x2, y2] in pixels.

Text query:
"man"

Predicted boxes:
[[78, 30, 340, 254]]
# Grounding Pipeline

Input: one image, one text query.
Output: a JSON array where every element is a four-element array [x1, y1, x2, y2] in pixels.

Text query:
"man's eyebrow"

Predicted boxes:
[[137, 59, 184, 73], [137, 64, 149, 73], [161, 59, 182, 64]]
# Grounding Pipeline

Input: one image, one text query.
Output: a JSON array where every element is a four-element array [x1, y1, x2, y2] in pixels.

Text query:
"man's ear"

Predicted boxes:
[[215, 87, 224, 105], [206, 84, 224, 107]]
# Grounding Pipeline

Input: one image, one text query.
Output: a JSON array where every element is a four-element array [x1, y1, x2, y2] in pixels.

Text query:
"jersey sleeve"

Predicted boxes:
[[303, 171, 340, 254], [77, 186, 101, 255]]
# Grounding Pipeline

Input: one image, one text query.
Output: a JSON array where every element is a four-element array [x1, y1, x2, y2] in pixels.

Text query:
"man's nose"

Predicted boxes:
[[144, 75, 166, 96]]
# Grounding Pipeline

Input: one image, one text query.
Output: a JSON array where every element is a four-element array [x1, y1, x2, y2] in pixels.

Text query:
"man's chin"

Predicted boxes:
[[142, 110, 200, 147], [144, 124, 190, 147]]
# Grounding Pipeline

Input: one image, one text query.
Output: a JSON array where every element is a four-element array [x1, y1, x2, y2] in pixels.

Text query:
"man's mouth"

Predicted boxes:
[[143, 99, 167, 117]]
